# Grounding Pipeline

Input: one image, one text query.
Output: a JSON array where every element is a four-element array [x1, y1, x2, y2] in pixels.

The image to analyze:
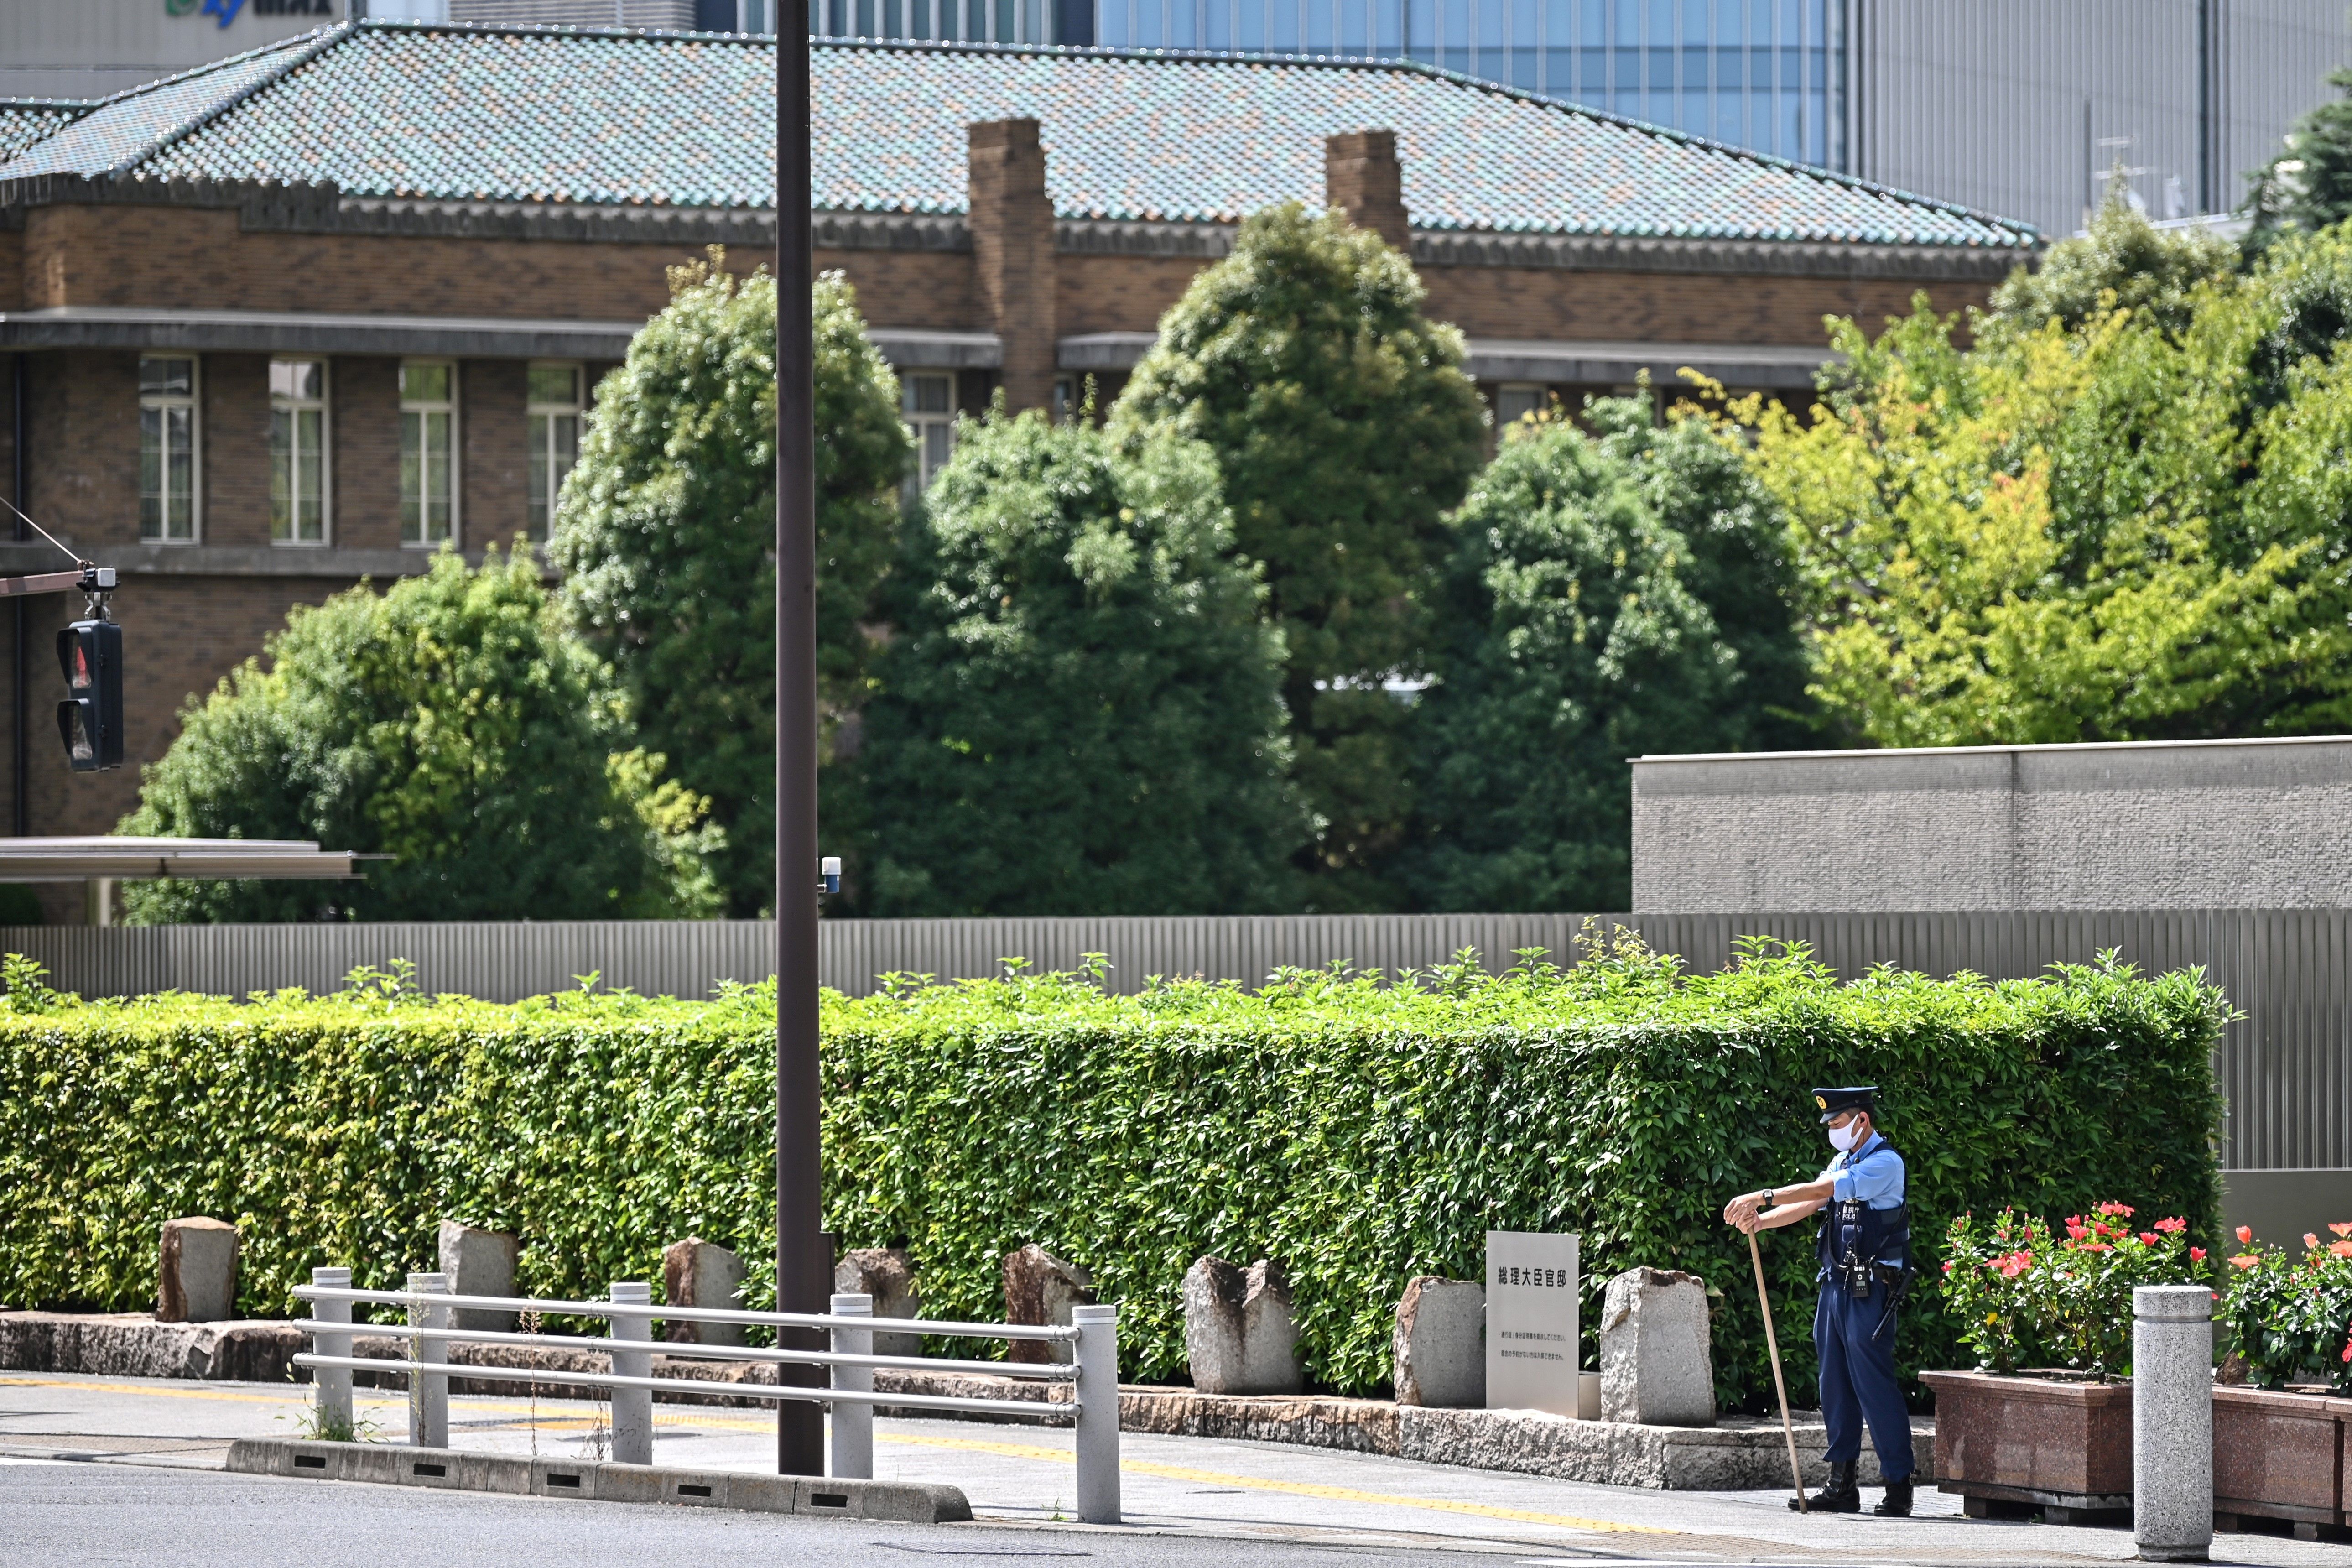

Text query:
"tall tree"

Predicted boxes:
[[1400, 399, 1806, 912], [858, 408, 1306, 917], [1108, 203, 1488, 910], [1745, 270, 2352, 748], [1984, 188, 2238, 343], [120, 549, 718, 923], [2248, 66, 2352, 245], [555, 254, 909, 916]]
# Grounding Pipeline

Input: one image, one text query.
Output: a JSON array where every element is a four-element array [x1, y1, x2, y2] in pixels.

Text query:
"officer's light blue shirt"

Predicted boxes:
[[1820, 1132, 1904, 1209]]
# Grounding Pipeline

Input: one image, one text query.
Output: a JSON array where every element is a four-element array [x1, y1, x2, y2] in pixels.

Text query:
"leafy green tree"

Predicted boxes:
[[120, 549, 719, 923], [555, 255, 909, 916], [2248, 67, 2352, 244], [857, 408, 1306, 917], [1109, 203, 1489, 908], [1400, 399, 1806, 911], [1744, 267, 2352, 747], [1985, 188, 2238, 342]]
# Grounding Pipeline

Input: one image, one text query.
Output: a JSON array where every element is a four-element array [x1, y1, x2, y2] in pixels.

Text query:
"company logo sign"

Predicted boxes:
[[166, 0, 336, 24]]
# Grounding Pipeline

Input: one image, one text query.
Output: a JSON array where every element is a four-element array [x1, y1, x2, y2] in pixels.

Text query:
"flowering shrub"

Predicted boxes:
[[2218, 1222, 2352, 1391], [1944, 1204, 2212, 1377]]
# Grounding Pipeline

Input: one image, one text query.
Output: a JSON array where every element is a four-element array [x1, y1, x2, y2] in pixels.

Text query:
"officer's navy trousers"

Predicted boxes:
[[1813, 1284, 1914, 1480]]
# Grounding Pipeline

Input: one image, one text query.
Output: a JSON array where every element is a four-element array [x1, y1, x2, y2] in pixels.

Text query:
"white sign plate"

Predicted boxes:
[[1484, 1229, 1580, 1416]]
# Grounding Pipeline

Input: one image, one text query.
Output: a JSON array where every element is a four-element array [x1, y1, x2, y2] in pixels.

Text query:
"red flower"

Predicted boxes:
[[2139, 1233, 2159, 1245], [2154, 1217, 2187, 1234], [1941, 1261, 1954, 1273], [2066, 1223, 2089, 1241], [2190, 1248, 2206, 1263], [2082, 1242, 2112, 1253], [2238, 1225, 2254, 1244], [2096, 1202, 2135, 1218], [2330, 1241, 2352, 1260], [2308, 1233, 2323, 1250], [2229, 1254, 2260, 1269], [2333, 1222, 2352, 1240], [2341, 1337, 2351, 1365]]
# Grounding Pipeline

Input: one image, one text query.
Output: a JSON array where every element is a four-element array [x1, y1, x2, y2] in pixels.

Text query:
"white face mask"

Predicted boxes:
[[1828, 1120, 1866, 1153]]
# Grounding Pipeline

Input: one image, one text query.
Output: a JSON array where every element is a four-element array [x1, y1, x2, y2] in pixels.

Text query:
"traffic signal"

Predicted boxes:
[[56, 619, 123, 772]]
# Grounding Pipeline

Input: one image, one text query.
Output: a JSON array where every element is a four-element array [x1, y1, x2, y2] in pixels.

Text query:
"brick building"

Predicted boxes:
[[0, 20, 2034, 912]]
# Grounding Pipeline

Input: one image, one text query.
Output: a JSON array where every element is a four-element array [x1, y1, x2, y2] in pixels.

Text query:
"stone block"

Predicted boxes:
[[1598, 1267, 1714, 1427], [531, 1457, 598, 1498], [1182, 1255, 1302, 1395], [437, 1220, 520, 1333], [1002, 1243, 1092, 1365], [662, 1238, 746, 1348], [836, 1246, 921, 1358], [1393, 1276, 1484, 1408], [157, 1218, 238, 1323]]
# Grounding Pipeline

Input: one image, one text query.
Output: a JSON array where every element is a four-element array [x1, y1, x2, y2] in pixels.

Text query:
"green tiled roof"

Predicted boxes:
[[0, 21, 2036, 249], [0, 102, 92, 161]]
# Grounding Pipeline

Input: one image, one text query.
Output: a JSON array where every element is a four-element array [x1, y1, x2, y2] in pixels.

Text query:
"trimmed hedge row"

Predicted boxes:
[[0, 941, 2225, 1407]]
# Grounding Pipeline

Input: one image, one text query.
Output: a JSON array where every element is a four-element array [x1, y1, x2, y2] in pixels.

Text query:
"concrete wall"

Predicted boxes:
[[1631, 736, 2352, 913]]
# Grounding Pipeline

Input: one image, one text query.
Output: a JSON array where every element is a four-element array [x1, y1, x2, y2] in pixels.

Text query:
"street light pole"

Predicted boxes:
[[774, 0, 827, 1478]]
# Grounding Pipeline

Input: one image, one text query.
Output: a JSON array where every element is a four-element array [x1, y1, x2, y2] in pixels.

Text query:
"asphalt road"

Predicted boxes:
[[5, 1370, 2351, 1568]]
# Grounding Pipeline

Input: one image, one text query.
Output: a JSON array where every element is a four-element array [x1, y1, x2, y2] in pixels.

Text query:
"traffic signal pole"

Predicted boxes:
[[774, 0, 828, 1478]]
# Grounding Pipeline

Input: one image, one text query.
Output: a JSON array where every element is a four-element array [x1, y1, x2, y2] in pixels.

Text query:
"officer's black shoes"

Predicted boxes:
[[1873, 1477, 1914, 1517], [1789, 1460, 1862, 1512]]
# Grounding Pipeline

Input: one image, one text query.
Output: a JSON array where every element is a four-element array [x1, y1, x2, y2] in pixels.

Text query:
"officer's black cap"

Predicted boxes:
[[1811, 1085, 1877, 1123]]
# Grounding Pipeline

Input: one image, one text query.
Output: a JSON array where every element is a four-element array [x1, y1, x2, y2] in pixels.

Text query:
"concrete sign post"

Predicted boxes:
[[1484, 1230, 1580, 1416]]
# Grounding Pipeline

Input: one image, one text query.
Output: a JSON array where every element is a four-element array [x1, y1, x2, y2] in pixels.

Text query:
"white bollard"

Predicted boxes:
[[311, 1266, 353, 1439], [406, 1271, 450, 1448], [830, 1292, 875, 1480], [1072, 1303, 1120, 1526], [2134, 1284, 2214, 1564], [609, 1281, 654, 1467]]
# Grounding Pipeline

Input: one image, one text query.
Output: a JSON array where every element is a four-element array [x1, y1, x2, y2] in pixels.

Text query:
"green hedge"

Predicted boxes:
[[0, 942, 2225, 1407]]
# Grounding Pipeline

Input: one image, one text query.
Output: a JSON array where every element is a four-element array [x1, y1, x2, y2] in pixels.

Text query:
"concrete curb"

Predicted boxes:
[[224, 1438, 973, 1522]]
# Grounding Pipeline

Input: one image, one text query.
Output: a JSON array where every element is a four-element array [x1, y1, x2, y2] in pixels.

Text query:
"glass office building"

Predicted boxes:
[[812, 0, 1845, 171]]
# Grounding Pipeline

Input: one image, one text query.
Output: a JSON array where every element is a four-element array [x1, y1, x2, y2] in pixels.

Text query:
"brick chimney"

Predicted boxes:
[[968, 118, 1058, 414], [1324, 130, 1410, 252]]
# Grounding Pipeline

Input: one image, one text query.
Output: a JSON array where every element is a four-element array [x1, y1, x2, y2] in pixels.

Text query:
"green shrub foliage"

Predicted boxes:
[[0, 944, 2222, 1410], [119, 551, 719, 922]]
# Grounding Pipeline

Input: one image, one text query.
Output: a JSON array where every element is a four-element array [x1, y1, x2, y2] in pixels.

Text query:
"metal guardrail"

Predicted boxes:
[[290, 1265, 1120, 1525]]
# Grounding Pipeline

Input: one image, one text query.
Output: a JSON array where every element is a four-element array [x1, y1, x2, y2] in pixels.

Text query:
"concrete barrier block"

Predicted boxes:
[[531, 1457, 598, 1498], [343, 1444, 408, 1487], [656, 1467, 735, 1508], [437, 1221, 520, 1332], [457, 1452, 535, 1496], [590, 1461, 666, 1506], [395, 1448, 464, 1489], [1394, 1277, 1484, 1408], [157, 1218, 238, 1323], [726, 1472, 798, 1513], [663, 1238, 747, 1348]]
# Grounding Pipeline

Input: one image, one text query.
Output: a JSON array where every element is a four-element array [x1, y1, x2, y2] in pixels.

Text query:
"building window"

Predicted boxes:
[[1494, 383, 1548, 429], [901, 372, 956, 500], [739, 0, 774, 31], [526, 362, 583, 538], [270, 359, 328, 544], [139, 356, 198, 542], [400, 360, 457, 546]]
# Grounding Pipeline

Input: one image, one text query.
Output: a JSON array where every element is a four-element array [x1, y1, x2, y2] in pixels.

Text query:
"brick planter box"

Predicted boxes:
[[2213, 1385, 2352, 1534], [1919, 1369, 2133, 1523]]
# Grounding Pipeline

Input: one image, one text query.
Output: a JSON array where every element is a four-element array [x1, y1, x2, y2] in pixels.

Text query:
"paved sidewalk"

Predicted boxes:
[[4, 1368, 2347, 1565]]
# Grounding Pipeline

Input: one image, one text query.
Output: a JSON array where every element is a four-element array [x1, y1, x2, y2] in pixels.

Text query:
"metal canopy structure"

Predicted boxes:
[[0, 837, 361, 883]]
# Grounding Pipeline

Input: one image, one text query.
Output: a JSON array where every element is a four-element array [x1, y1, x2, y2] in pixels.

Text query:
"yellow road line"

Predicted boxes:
[[876, 1431, 1675, 1536], [1, 1375, 1670, 1537]]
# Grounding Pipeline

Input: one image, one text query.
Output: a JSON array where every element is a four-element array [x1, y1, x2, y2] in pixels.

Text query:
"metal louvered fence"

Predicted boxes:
[[1, 909, 2346, 1171]]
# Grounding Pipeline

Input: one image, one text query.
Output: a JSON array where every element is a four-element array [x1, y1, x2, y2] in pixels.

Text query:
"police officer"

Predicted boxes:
[[1721, 1086, 1914, 1517]]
